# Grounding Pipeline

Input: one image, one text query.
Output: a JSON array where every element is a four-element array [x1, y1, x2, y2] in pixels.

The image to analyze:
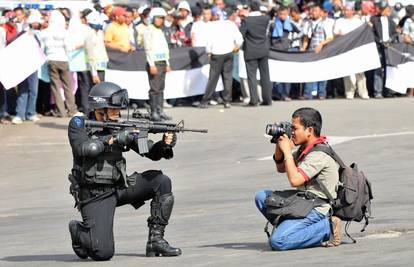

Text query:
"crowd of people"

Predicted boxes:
[[0, 0, 413, 125]]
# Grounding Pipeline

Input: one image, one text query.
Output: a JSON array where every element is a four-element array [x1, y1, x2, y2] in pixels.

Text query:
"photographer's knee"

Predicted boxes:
[[269, 234, 289, 251]]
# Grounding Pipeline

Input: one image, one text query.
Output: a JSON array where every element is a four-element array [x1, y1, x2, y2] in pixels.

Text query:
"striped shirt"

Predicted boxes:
[[303, 17, 333, 51]]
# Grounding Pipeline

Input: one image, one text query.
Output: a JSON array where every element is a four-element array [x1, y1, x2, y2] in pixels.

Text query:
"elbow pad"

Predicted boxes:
[[81, 139, 105, 157]]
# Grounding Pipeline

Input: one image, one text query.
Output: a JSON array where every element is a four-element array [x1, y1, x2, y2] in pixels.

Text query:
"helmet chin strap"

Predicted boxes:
[[103, 108, 109, 121]]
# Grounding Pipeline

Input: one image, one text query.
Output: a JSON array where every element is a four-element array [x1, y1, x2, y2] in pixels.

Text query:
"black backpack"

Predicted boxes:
[[311, 143, 374, 242]]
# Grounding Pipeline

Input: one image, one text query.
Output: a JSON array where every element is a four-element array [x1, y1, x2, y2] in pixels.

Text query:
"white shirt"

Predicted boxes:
[[191, 20, 211, 47], [180, 16, 193, 29], [206, 20, 243, 55], [322, 17, 335, 38], [40, 27, 72, 61], [128, 24, 136, 47], [0, 26, 6, 49], [380, 16, 390, 42], [144, 24, 169, 66], [334, 17, 363, 35], [360, 15, 371, 24], [249, 11, 262, 17]]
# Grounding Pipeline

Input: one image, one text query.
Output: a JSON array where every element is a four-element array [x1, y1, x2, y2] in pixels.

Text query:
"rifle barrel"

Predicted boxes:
[[84, 120, 207, 133]]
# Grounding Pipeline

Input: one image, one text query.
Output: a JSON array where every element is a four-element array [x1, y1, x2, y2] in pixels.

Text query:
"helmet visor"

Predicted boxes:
[[110, 89, 129, 108]]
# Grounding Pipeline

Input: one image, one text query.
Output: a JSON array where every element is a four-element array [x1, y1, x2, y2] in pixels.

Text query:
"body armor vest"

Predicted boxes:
[[77, 129, 126, 186]]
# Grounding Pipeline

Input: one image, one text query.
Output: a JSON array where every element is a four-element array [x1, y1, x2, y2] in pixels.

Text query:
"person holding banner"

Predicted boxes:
[[334, 2, 369, 100], [369, 1, 398, 98], [402, 6, 414, 97], [240, 1, 272, 106], [144, 7, 172, 121], [0, 16, 11, 124], [199, 7, 243, 109], [301, 4, 334, 100], [12, 11, 43, 125]]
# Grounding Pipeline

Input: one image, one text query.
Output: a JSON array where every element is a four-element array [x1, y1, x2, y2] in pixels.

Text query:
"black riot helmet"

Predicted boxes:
[[88, 82, 129, 110]]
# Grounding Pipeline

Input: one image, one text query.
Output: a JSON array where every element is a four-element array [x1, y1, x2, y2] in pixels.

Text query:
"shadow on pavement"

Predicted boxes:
[[37, 122, 68, 130], [199, 242, 269, 252], [1, 254, 80, 262], [115, 253, 146, 257], [1, 253, 148, 262]]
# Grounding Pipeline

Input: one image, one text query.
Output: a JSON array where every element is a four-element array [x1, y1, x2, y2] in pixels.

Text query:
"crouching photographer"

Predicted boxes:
[[255, 107, 341, 250]]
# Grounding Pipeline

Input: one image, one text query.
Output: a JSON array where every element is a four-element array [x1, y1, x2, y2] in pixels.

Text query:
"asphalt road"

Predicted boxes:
[[1, 98, 413, 266]]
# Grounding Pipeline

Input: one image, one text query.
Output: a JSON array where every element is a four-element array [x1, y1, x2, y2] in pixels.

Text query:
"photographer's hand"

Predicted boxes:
[[277, 134, 305, 187], [277, 134, 293, 155]]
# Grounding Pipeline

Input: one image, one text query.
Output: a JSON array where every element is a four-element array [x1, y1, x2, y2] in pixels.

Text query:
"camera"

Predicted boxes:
[[266, 122, 292, 143]]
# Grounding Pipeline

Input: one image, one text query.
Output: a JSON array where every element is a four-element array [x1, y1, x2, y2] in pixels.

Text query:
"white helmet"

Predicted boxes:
[[100, 0, 113, 8], [86, 11, 102, 26], [27, 10, 43, 24], [177, 1, 191, 12], [150, 7, 167, 18]]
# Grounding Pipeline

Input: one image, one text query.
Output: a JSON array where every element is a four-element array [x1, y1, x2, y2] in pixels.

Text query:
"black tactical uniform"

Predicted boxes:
[[68, 82, 181, 261]]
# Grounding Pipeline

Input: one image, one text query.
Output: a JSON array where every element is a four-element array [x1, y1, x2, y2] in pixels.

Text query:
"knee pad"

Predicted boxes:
[[158, 175, 172, 195]]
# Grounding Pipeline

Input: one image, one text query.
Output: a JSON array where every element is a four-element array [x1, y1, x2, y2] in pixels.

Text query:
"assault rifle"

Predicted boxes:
[[85, 119, 208, 153]]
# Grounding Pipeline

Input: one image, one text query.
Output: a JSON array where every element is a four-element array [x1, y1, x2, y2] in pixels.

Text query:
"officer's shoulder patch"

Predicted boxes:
[[73, 116, 83, 128]]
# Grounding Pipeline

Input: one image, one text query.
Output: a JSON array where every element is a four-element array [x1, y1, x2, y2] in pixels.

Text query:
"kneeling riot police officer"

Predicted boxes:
[[68, 82, 182, 261]]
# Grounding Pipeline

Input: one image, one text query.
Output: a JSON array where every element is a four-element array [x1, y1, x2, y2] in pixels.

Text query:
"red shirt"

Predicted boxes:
[[4, 23, 17, 45]]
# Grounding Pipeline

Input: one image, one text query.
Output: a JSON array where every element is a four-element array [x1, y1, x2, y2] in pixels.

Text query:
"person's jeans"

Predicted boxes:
[[255, 189, 331, 251], [16, 71, 39, 119], [373, 67, 383, 97], [274, 82, 291, 99], [0, 82, 8, 118], [303, 81, 327, 99]]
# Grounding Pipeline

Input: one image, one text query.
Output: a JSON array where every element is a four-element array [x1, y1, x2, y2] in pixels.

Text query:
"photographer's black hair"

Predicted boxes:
[[292, 107, 322, 137]]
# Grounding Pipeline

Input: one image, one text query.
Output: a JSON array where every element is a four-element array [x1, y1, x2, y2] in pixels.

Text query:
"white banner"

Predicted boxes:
[[239, 44, 380, 83], [106, 64, 223, 100], [386, 62, 414, 94], [0, 33, 46, 89]]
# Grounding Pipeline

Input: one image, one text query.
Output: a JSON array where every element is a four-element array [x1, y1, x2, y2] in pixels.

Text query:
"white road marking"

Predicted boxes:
[[257, 131, 414, 161], [360, 230, 402, 239]]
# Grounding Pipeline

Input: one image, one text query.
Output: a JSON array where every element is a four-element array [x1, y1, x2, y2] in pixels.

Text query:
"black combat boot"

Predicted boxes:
[[149, 95, 162, 121], [69, 220, 88, 259], [146, 193, 181, 257], [146, 224, 182, 257], [157, 94, 172, 121]]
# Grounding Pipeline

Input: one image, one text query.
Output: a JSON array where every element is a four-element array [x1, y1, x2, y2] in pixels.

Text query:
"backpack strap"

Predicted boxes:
[[314, 176, 335, 206], [310, 143, 344, 207], [311, 143, 347, 169]]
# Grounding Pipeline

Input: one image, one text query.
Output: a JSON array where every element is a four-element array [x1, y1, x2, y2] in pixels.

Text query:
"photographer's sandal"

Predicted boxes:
[[322, 216, 342, 247]]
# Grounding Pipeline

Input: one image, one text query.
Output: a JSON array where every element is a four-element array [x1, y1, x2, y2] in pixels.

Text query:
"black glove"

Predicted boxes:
[[99, 134, 113, 145], [114, 129, 135, 147], [163, 132, 177, 148]]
